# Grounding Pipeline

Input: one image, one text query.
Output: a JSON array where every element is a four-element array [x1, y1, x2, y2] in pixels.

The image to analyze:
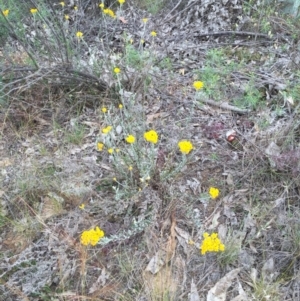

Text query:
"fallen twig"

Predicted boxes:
[[197, 97, 250, 114]]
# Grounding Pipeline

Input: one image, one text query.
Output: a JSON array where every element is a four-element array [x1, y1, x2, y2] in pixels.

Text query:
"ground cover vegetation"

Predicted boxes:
[[1, 0, 300, 300]]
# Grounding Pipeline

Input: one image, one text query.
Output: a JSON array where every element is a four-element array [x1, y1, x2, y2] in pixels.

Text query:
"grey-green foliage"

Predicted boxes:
[[197, 48, 237, 100], [280, 0, 300, 16], [0, 19, 9, 44], [265, 0, 300, 16]]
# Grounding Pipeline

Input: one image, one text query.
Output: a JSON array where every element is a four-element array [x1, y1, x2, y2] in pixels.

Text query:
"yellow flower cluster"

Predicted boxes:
[[193, 81, 204, 91], [178, 140, 193, 154], [114, 67, 120, 74], [200, 232, 225, 255], [209, 187, 219, 199], [76, 31, 83, 40], [118, 0, 125, 4], [59, 1, 65, 7], [126, 135, 135, 144], [2, 9, 9, 17], [103, 8, 115, 18], [97, 142, 104, 151], [30, 8, 38, 14], [102, 126, 112, 134], [144, 130, 158, 144], [150, 31, 157, 37], [101, 107, 107, 113], [80, 226, 105, 246]]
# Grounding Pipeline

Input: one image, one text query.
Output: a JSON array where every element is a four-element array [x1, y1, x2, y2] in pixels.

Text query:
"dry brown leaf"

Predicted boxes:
[[190, 278, 200, 301], [145, 252, 166, 274], [207, 268, 241, 301], [166, 212, 177, 261], [0, 158, 13, 167], [265, 142, 280, 168], [98, 163, 112, 170], [175, 226, 190, 241], [175, 226, 192, 254], [231, 280, 248, 301], [82, 121, 99, 127], [261, 257, 275, 282], [88, 268, 109, 294], [207, 211, 221, 229], [145, 214, 177, 274], [119, 16, 127, 23], [146, 112, 169, 124]]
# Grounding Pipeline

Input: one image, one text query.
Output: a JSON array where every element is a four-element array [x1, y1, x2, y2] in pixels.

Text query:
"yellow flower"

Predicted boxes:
[[97, 142, 104, 151], [79, 203, 85, 209], [209, 187, 220, 199], [178, 140, 194, 154], [144, 130, 158, 144], [59, 2, 65, 7], [128, 165, 133, 171], [80, 226, 105, 246], [200, 232, 225, 255], [126, 135, 135, 144], [102, 126, 112, 134], [119, 104, 123, 109], [64, 14, 69, 20], [116, 148, 120, 153], [150, 31, 157, 37], [101, 107, 107, 113], [118, 0, 125, 4], [140, 39, 145, 44], [142, 18, 148, 23], [129, 38, 133, 44], [114, 67, 120, 74], [113, 177, 117, 181], [76, 31, 83, 40], [193, 81, 204, 91], [99, 3, 104, 9], [2, 9, 9, 17], [30, 8, 38, 14], [74, 6, 78, 10], [108, 148, 114, 154], [103, 8, 115, 18]]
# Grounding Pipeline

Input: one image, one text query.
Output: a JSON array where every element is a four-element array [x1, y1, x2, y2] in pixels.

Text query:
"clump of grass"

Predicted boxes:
[[217, 236, 241, 267], [64, 122, 86, 145], [137, 0, 167, 14], [251, 276, 281, 301]]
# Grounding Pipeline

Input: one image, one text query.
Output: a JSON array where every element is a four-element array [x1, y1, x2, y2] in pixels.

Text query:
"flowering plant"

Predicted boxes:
[[200, 232, 225, 255], [126, 135, 135, 144], [209, 187, 220, 199], [144, 130, 158, 144], [178, 140, 193, 154], [193, 81, 204, 91], [80, 227, 105, 246]]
